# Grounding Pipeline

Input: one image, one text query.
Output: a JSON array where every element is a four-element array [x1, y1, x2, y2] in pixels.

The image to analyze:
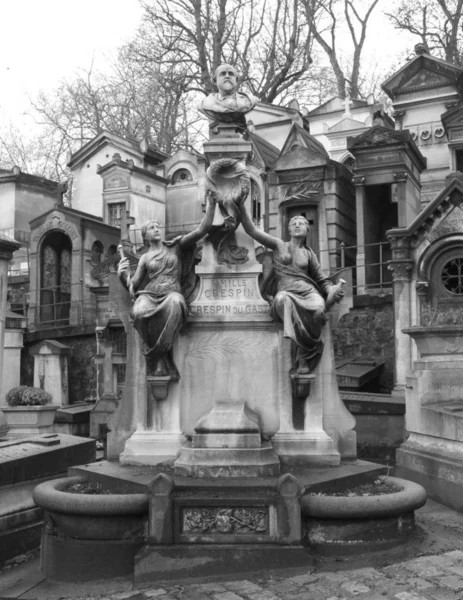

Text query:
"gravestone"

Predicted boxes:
[[29, 340, 71, 406], [0, 433, 95, 563]]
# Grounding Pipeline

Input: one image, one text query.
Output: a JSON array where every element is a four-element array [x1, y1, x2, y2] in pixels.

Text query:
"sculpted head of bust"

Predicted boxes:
[[199, 63, 258, 129], [214, 64, 238, 98]]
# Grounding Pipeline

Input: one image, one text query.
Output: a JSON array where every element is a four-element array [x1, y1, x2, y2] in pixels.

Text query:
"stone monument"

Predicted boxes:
[[108, 63, 352, 471], [29, 340, 71, 406]]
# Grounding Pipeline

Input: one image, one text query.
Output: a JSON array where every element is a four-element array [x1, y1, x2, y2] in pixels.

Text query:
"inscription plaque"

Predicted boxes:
[[189, 272, 270, 321]]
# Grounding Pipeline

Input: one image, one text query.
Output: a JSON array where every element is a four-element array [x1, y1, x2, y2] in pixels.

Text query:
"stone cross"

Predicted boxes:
[[115, 209, 135, 242], [343, 92, 353, 117]]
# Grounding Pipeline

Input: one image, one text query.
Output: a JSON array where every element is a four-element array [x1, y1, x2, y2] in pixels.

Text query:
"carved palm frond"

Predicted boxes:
[[283, 179, 322, 203]]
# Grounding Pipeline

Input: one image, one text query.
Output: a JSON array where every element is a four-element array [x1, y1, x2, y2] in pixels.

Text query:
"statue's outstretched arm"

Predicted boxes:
[[239, 203, 281, 252], [179, 194, 216, 248]]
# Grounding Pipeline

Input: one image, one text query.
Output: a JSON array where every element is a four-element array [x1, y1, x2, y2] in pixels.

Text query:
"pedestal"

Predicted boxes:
[[174, 399, 280, 477], [271, 333, 341, 466]]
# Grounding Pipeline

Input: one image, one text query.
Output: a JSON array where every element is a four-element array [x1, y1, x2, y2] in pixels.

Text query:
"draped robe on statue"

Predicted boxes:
[[131, 246, 188, 358], [268, 248, 333, 373]]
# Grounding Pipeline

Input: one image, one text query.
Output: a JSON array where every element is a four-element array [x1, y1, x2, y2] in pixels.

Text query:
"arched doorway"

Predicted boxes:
[[40, 231, 72, 326]]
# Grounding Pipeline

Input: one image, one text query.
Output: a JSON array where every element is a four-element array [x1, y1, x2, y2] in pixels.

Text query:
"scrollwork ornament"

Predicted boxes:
[[388, 260, 413, 282]]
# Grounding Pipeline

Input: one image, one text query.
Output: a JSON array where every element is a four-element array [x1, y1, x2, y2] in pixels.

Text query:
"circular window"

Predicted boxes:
[[434, 127, 445, 139], [441, 257, 463, 295], [421, 129, 431, 140]]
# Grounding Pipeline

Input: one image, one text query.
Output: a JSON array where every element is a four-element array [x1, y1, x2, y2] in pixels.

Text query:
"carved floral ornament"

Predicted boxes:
[[388, 260, 413, 282], [182, 507, 268, 534]]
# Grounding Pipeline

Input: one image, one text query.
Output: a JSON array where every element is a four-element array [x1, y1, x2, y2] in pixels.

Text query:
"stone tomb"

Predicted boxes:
[[115, 229, 349, 471], [0, 433, 95, 563]]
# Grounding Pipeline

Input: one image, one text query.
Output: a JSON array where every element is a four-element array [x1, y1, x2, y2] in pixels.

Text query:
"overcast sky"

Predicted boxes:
[[0, 0, 413, 133], [0, 0, 142, 127]]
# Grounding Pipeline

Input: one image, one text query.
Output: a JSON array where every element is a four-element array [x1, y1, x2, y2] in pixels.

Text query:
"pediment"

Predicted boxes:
[[388, 176, 463, 247], [398, 68, 455, 94], [328, 117, 366, 134], [382, 54, 463, 100], [349, 126, 409, 149], [103, 172, 130, 191], [279, 123, 329, 160], [428, 204, 463, 244], [274, 145, 330, 171]]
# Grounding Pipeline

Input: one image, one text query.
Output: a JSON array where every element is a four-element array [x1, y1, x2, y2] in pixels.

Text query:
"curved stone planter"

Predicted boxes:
[[301, 477, 426, 555], [33, 476, 149, 581]]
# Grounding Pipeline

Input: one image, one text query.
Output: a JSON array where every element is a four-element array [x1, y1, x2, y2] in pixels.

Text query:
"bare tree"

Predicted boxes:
[[387, 0, 463, 65], [301, 0, 380, 98], [1, 53, 205, 182], [129, 0, 313, 103], [0, 122, 69, 181]]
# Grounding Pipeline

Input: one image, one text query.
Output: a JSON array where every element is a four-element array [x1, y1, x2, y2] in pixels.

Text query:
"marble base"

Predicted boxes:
[[396, 433, 463, 512], [272, 432, 340, 466], [174, 440, 280, 478], [120, 431, 186, 466]]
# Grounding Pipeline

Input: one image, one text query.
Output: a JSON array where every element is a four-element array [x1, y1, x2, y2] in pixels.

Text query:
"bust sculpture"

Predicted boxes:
[[200, 64, 258, 130]]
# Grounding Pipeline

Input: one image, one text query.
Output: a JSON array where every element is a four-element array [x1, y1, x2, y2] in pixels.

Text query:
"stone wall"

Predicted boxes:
[[332, 298, 395, 392], [21, 334, 97, 404]]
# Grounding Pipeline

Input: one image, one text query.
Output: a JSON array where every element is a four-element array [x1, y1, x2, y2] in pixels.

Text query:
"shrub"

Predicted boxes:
[[6, 386, 52, 406]]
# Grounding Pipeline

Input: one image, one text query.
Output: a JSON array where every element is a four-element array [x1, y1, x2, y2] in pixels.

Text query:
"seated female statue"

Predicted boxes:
[[117, 197, 215, 361], [239, 205, 344, 374]]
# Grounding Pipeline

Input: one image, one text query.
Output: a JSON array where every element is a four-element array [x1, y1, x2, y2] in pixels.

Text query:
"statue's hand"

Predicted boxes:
[[164, 235, 183, 247], [208, 191, 218, 204], [117, 257, 130, 277], [326, 283, 344, 309]]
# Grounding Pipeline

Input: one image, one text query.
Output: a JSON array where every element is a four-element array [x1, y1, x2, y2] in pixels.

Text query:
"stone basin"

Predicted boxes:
[[33, 476, 149, 581], [301, 476, 427, 555]]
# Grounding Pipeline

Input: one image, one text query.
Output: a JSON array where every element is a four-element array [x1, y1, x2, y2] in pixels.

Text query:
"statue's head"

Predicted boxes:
[[141, 220, 162, 246], [288, 215, 309, 238], [214, 64, 238, 97]]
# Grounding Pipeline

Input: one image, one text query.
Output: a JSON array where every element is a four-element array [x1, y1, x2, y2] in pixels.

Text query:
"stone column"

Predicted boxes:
[[1, 312, 27, 403], [353, 176, 366, 294], [0, 236, 21, 436], [388, 259, 413, 397]]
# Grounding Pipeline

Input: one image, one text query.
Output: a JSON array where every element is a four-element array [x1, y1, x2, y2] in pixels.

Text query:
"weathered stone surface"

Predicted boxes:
[[333, 302, 394, 392]]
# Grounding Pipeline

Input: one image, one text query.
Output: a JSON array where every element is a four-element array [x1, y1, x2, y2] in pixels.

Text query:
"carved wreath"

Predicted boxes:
[[183, 507, 267, 533]]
